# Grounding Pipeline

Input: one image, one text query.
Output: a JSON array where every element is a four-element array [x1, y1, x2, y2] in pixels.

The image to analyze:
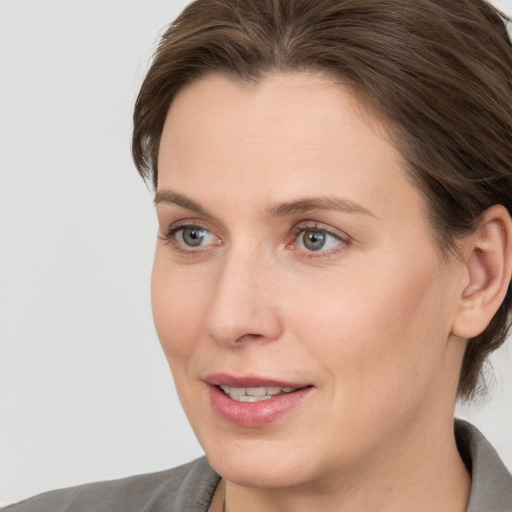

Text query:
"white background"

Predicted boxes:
[[1, 0, 511, 506]]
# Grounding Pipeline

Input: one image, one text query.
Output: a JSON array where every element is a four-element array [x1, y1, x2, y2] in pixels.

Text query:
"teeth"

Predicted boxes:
[[235, 395, 272, 402], [229, 390, 240, 401], [219, 384, 299, 401], [246, 387, 267, 396]]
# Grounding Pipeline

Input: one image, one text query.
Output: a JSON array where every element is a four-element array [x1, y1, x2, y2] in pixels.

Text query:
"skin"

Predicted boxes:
[[152, 72, 473, 512]]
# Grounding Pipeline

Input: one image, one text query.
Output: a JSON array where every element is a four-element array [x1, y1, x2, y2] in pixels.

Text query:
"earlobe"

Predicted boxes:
[[452, 205, 512, 339]]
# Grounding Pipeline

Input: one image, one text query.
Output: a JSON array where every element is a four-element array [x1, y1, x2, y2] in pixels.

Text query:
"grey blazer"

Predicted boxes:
[[4, 420, 511, 511]]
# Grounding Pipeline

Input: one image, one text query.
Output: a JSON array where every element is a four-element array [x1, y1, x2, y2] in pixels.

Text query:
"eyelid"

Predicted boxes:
[[159, 219, 222, 252], [287, 221, 352, 256], [290, 220, 350, 240], [159, 218, 215, 237]]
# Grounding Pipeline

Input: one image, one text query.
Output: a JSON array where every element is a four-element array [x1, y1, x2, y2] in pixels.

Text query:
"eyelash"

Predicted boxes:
[[288, 222, 350, 258], [159, 221, 218, 255], [159, 221, 351, 258]]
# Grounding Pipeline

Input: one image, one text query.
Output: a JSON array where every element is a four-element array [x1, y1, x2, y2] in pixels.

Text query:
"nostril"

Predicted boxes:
[[234, 333, 265, 343]]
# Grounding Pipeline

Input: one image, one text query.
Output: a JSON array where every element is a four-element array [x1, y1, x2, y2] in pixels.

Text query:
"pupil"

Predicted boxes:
[[183, 227, 205, 247], [303, 231, 325, 251]]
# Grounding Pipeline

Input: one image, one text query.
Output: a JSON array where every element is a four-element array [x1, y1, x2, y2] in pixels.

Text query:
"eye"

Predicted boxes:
[[176, 226, 216, 247], [160, 223, 220, 252], [296, 229, 341, 252], [287, 222, 350, 257]]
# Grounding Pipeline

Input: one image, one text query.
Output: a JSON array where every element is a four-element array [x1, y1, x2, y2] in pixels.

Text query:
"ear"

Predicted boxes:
[[451, 205, 512, 339]]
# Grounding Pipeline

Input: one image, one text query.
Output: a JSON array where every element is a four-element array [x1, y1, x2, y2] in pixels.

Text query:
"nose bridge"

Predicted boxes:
[[204, 242, 282, 346]]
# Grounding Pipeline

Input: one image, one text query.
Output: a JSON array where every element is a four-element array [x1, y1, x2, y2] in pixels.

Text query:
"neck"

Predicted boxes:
[[223, 419, 471, 512]]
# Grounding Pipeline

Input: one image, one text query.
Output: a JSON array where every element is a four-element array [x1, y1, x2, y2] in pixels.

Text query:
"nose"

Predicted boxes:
[[204, 248, 283, 347]]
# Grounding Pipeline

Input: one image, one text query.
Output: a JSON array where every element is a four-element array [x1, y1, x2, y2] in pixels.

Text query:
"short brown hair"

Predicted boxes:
[[132, 0, 512, 400]]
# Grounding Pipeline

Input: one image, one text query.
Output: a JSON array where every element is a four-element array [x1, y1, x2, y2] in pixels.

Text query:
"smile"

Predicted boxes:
[[218, 385, 297, 402], [205, 374, 313, 427]]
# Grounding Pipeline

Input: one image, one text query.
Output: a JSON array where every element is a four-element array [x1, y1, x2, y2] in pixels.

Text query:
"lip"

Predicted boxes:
[[205, 373, 310, 389], [204, 373, 313, 427]]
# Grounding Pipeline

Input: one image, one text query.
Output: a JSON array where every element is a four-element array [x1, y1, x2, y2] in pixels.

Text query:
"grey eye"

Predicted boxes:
[[296, 229, 341, 252], [180, 227, 210, 247], [302, 231, 327, 251]]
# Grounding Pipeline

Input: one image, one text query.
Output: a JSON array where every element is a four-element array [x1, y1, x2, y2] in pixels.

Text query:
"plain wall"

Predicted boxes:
[[1, 0, 511, 506]]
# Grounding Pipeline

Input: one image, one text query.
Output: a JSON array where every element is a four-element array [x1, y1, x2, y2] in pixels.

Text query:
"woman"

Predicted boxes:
[[5, 0, 512, 510]]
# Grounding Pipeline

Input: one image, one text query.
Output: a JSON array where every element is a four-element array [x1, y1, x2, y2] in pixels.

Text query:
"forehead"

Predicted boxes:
[[160, 72, 392, 154], [157, 72, 427, 228]]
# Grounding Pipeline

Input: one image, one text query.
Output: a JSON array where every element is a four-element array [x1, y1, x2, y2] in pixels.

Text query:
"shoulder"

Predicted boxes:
[[455, 419, 512, 512], [3, 457, 220, 512]]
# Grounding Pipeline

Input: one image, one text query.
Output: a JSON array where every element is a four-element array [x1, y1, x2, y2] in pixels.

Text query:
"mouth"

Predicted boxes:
[[204, 374, 314, 427], [218, 384, 303, 402]]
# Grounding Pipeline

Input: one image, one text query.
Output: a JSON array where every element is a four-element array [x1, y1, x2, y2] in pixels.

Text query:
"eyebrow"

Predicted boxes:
[[154, 190, 211, 216], [266, 197, 376, 218], [154, 189, 376, 219]]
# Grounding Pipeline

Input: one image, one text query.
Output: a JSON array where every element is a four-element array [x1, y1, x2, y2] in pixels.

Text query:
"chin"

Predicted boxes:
[[211, 454, 309, 489], [201, 431, 320, 489]]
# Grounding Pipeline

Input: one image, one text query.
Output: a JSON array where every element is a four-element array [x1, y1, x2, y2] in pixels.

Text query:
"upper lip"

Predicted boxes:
[[204, 373, 311, 389]]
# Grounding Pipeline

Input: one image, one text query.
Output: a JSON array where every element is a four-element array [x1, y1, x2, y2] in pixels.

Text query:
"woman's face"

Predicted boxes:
[[152, 73, 467, 488]]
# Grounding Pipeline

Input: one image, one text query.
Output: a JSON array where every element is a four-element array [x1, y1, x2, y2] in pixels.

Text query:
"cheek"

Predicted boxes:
[[151, 254, 208, 365], [292, 256, 451, 406]]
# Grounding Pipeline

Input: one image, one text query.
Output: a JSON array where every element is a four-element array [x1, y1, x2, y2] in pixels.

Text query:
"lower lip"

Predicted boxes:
[[208, 385, 312, 427]]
